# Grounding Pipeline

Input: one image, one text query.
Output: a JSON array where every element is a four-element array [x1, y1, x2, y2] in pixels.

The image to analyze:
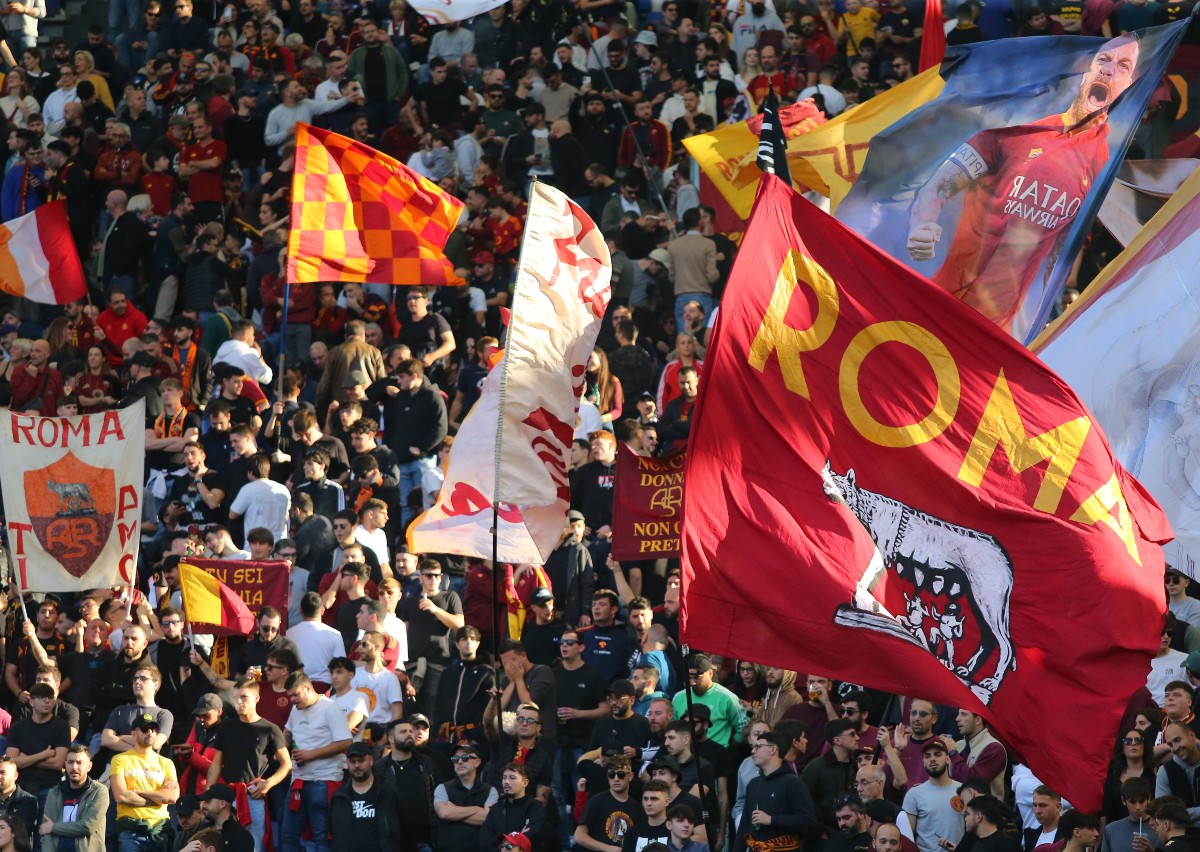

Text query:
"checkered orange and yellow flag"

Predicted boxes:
[[287, 123, 465, 286]]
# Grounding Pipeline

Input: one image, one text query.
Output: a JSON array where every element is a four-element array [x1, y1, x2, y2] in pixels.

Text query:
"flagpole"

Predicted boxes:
[[5, 531, 29, 625], [490, 179, 541, 693], [277, 281, 291, 404]]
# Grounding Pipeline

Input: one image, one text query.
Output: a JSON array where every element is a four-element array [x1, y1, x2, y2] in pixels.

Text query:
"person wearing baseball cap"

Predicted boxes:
[[432, 741, 496, 850], [330, 740, 405, 851], [904, 738, 962, 852], [111, 711, 179, 846], [590, 679, 651, 759], [542, 509, 593, 626], [519, 589, 565, 668], [199, 783, 254, 852], [497, 833, 532, 852], [672, 653, 749, 748]]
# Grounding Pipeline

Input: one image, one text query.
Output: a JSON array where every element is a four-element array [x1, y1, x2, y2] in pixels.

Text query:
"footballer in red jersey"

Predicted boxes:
[[905, 34, 1140, 331]]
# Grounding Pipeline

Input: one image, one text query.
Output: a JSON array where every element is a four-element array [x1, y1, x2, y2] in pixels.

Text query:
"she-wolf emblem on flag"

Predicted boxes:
[[24, 452, 116, 578], [822, 463, 1016, 704]]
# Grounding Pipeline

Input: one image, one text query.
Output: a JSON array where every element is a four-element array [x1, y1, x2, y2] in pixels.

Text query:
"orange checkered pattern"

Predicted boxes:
[[286, 123, 465, 286]]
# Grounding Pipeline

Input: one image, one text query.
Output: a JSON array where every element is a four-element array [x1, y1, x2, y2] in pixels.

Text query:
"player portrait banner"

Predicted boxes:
[[835, 22, 1188, 343], [0, 403, 145, 592], [612, 445, 686, 561], [681, 175, 1171, 811], [181, 558, 289, 633], [411, 182, 613, 564], [1034, 165, 1200, 580]]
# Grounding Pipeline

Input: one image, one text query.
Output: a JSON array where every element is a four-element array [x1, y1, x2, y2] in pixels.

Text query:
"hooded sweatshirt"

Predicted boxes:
[[758, 670, 803, 728]]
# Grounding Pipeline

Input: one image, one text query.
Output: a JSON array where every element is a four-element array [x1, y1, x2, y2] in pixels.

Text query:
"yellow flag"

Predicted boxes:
[[685, 68, 945, 217]]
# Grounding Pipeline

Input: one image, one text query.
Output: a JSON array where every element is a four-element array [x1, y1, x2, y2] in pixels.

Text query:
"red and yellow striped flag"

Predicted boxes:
[[287, 123, 464, 286]]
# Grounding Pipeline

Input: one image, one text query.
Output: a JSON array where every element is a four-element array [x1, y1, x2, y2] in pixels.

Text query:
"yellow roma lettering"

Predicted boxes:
[[747, 248, 839, 399], [1070, 473, 1141, 565], [839, 321, 960, 448], [957, 371, 1091, 514]]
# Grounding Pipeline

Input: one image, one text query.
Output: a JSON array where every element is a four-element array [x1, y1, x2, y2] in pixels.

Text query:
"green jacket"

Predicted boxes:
[[40, 778, 110, 852], [347, 42, 410, 104]]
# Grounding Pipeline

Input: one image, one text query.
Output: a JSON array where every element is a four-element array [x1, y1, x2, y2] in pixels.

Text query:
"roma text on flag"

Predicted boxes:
[[681, 175, 1171, 812], [287, 123, 464, 287], [0, 402, 145, 591]]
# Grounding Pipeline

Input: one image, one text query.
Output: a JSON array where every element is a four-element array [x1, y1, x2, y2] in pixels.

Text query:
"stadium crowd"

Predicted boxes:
[[0, 0, 1187, 851]]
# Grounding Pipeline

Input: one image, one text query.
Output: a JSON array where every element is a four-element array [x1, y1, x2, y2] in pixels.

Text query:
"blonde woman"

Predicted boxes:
[[736, 46, 762, 91], [0, 69, 39, 128], [73, 50, 114, 110]]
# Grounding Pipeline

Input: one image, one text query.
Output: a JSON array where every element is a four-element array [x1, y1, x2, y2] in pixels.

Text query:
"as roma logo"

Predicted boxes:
[[24, 452, 115, 578]]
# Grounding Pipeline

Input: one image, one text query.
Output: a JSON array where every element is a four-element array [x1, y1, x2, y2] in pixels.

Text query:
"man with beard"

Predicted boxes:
[[481, 764, 547, 852], [589, 679, 652, 757], [330, 743, 405, 852], [375, 719, 444, 852], [831, 797, 873, 852], [906, 35, 1140, 330], [758, 668, 803, 728], [902, 740, 963, 852]]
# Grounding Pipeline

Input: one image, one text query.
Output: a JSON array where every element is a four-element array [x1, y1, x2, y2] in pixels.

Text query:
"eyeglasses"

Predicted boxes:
[[450, 755, 475, 763], [276, 551, 297, 559], [406, 295, 425, 301], [422, 572, 442, 578], [132, 675, 153, 682], [910, 710, 931, 717], [607, 770, 628, 779], [161, 619, 182, 627], [840, 708, 859, 716], [559, 639, 579, 646], [855, 779, 878, 787], [1123, 737, 1144, 745], [515, 715, 539, 724], [260, 625, 280, 634], [1167, 576, 1183, 584]]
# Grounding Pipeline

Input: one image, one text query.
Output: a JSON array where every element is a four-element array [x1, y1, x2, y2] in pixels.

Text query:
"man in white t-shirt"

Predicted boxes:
[[354, 498, 391, 576], [351, 631, 404, 733], [1149, 615, 1189, 705], [229, 454, 291, 547], [283, 672, 352, 852], [287, 592, 344, 691], [327, 656, 368, 740], [903, 740, 963, 852]]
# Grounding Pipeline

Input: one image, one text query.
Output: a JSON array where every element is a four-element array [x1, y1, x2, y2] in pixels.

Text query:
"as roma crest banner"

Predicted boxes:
[[612, 445, 685, 561], [680, 175, 1171, 811], [0, 404, 145, 592]]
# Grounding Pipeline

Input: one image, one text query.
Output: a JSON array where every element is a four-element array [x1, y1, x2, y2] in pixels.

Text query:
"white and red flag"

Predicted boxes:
[[409, 0, 506, 25], [0, 203, 86, 304], [409, 182, 612, 563], [0, 402, 145, 591]]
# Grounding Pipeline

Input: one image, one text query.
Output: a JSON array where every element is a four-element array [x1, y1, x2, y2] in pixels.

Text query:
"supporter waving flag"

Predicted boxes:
[[681, 174, 1171, 812]]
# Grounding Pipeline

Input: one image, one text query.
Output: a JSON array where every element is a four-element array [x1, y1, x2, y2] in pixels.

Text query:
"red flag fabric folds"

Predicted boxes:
[[680, 175, 1171, 811]]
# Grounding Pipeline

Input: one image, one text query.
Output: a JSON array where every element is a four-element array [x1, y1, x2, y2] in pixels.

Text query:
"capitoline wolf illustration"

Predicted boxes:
[[821, 463, 1017, 704]]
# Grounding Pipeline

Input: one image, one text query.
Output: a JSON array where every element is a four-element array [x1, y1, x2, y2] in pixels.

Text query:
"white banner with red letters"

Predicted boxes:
[[410, 182, 612, 564], [0, 402, 145, 591]]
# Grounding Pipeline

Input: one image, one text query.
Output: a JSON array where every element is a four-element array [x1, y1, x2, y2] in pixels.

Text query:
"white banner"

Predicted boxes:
[[0, 403, 145, 591], [409, 0, 506, 25], [1035, 171, 1200, 576], [411, 183, 612, 563]]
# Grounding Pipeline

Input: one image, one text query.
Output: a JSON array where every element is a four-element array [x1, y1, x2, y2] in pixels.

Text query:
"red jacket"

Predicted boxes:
[[10, 364, 64, 415], [618, 119, 672, 171], [179, 722, 219, 795]]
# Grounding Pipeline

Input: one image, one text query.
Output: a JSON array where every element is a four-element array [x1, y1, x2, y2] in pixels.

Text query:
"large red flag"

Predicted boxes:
[[681, 175, 1171, 811]]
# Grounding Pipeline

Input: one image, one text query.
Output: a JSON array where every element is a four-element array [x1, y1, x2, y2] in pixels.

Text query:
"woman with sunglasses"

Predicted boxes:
[[1102, 727, 1155, 822]]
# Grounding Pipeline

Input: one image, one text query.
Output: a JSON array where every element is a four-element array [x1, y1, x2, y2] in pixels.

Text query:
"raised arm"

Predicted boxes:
[[907, 142, 989, 262]]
